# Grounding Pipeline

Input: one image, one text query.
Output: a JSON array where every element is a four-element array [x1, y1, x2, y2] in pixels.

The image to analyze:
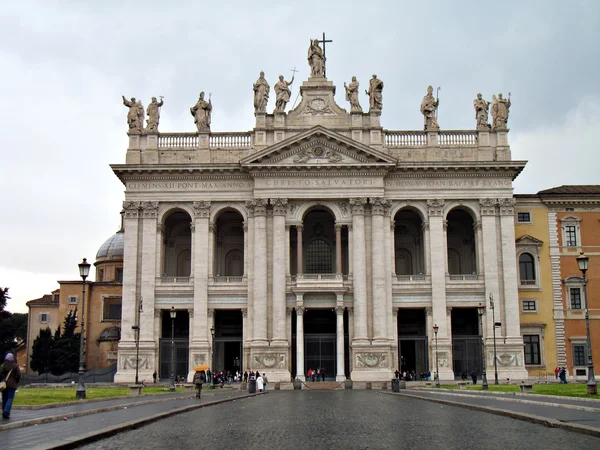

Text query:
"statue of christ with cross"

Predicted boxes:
[[307, 33, 332, 78]]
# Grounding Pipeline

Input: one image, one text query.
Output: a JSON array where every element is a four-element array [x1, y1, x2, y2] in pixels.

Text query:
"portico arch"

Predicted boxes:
[[161, 209, 193, 278], [214, 208, 245, 277]]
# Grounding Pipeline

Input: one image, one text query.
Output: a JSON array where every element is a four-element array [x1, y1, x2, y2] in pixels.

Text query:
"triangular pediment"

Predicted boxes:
[[515, 235, 544, 247], [240, 126, 397, 169]]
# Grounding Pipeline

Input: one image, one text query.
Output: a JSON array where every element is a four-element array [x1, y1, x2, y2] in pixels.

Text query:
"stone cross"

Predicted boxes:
[[318, 32, 333, 78]]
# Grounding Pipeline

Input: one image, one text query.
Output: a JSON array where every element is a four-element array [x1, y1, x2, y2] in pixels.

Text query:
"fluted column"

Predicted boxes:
[[479, 199, 501, 337], [350, 198, 368, 344], [192, 201, 211, 344], [296, 225, 304, 275], [296, 304, 305, 381], [427, 199, 447, 339], [335, 224, 343, 274], [251, 199, 268, 344], [370, 198, 389, 342], [336, 306, 345, 381], [271, 198, 288, 344]]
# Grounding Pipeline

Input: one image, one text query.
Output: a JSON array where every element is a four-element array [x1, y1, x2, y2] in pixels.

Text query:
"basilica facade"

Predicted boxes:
[[113, 64, 528, 383]]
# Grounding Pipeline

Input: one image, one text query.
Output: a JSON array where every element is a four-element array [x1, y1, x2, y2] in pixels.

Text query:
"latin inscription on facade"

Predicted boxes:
[[386, 179, 511, 189], [127, 181, 253, 191]]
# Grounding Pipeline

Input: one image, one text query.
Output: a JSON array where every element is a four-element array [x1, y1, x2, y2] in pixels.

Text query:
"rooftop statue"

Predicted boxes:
[[146, 96, 164, 132], [420, 85, 439, 131], [122, 96, 144, 133], [253, 71, 270, 113], [274, 74, 294, 112], [473, 93, 490, 130], [344, 76, 362, 112], [366, 75, 383, 111], [491, 93, 511, 130], [307, 38, 325, 77], [190, 92, 212, 132]]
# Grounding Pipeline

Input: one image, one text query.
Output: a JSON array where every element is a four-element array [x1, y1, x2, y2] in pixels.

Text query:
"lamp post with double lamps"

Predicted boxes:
[[477, 305, 488, 390], [170, 307, 176, 392], [577, 252, 597, 395], [433, 324, 440, 388], [76, 258, 91, 399]]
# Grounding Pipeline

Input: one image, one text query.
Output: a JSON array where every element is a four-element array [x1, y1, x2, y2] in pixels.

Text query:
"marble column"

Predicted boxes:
[[479, 199, 501, 337], [192, 201, 211, 345], [370, 198, 388, 342], [245, 211, 254, 345], [241, 308, 247, 370], [251, 199, 268, 344], [336, 306, 346, 381], [386, 218, 395, 346], [140, 202, 159, 347], [296, 224, 303, 276], [296, 304, 305, 381], [348, 224, 353, 275], [427, 200, 447, 338], [335, 224, 343, 274], [350, 198, 368, 344], [499, 198, 520, 337], [392, 307, 400, 369], [271, 198, 288, 344]]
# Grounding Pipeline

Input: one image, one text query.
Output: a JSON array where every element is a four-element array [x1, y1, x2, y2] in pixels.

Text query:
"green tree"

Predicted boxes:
[[49, 311, 80, 375], [0, 287, 17, 357], [30, 327, 54, 374]]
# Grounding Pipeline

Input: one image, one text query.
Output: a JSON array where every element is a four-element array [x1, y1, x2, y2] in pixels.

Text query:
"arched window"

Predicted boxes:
[[305, 238, 332, 273], [519, 253, 536, 285]]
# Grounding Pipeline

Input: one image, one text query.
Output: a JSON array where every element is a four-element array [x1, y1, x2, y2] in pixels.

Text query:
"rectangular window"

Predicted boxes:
[[517, 212, 531, 223], [524, 335, 541, 365], [68, 295, 78, 304], [573, 345, 586, 366], [565, 225, 577, 246], [103, 297, 122, 321], [570, 288, 582, 309], [115, 268, 123, 283], [39, 313, 49, 322], [522, 300, 537, 312], [97, 269, 104, 282]]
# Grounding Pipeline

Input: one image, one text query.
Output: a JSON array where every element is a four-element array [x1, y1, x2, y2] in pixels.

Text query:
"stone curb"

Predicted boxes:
[[382, 391, 600, 438], [414, 389, 600, 413], [415, 387, 600, 404], [28, 392, 260, 450], [0, 393, 208, 432], [12, 392, 192, 410]]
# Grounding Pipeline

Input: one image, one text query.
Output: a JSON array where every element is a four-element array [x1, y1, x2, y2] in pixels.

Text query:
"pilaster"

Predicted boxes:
[[271, 198, 288, 345], [191, 201, 211, 353]]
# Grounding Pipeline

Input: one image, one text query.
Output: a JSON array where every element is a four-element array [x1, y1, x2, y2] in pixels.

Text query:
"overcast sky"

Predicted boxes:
[[1, 0, 599, 313]]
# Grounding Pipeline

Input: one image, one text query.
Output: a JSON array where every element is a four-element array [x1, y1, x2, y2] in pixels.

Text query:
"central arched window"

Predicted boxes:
[[519, 253, 536, 284], [305, 238, 332, 273]]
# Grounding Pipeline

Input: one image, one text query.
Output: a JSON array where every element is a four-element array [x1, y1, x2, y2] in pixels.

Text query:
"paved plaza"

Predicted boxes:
[[79, 391, 599, 450]]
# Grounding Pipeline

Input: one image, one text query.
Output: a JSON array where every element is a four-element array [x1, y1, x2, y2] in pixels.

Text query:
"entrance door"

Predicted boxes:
[[451, 308, 482, 380], [305, 334, 335, 380], [214, 310, 243, 374], [399, 338, 428, 379], [159, 309, 190, 380]]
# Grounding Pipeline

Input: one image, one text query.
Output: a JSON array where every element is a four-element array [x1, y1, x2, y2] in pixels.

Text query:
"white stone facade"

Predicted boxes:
[[113, 74, 528, 383]]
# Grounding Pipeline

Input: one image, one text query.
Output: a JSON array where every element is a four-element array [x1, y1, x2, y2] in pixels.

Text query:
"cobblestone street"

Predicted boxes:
[[81, 391, 600, 450]]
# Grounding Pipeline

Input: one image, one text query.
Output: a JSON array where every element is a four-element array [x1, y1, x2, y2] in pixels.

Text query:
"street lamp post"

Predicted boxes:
[[132, 298, 143, 385], [210, 326, 216, 388], [170, 307, 176, 392], [489, 293, 499, 384], [478, 305, 488, 390], [433, 324, 440, 388], [76, 258, 91, 399], [577, 252, 597, 395]]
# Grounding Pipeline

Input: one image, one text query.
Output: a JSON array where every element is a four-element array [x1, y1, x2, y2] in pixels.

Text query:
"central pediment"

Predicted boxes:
[[240, 126, 397, 170]]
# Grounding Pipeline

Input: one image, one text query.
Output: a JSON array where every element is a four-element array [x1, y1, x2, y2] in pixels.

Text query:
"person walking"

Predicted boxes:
[[256, 374, 264, 393], [152, 370, 157, 383], [554, 367, 559, 380], [470, 370, 477, 385], [262, 373, 268, 392], [1, 353, 21, 419], [193, 370, 206, 398]]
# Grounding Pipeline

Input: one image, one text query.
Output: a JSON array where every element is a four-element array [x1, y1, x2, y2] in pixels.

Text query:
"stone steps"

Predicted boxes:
[[303, 381, 344, 390]]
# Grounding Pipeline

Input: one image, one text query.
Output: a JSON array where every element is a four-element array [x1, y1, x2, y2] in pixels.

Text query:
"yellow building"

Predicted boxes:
[[26, 226, 124, 375], [514, 195, 558, 379]]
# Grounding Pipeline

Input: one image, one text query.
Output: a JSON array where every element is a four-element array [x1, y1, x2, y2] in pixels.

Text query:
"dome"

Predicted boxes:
[[96, 230, 124, 262]]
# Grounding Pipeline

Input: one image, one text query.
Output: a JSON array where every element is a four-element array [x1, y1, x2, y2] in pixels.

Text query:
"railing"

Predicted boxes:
[[296, 273, 343, 281], [520, 280, 537, 286], [160, 276, 191, 283], [395, 274, 429, 282], [385, 131, 427, 147], [448, 274, 480, 281], [438, 131, 478, 146], [158, 133, 198, 149], [209, 132, 252, 148], [213, 276, 245, 283]]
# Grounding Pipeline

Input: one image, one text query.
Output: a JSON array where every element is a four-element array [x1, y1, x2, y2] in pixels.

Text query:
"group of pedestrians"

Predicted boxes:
[[555, 366, 568, 383], [307, 367, 327, 381]]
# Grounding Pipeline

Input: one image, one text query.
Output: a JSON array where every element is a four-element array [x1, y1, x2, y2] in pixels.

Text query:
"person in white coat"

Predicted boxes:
[[256, 374, 264, 392]]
